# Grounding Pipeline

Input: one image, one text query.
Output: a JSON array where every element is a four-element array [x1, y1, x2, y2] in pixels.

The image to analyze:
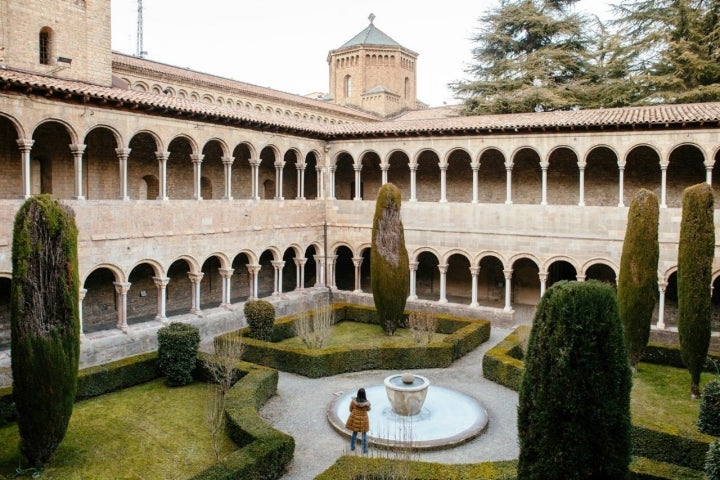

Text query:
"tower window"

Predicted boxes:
[[39, 28, 51, 65], [344, 75, 352, 98]]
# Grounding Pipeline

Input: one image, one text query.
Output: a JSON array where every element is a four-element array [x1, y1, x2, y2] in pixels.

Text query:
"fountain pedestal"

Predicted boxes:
[[384, 373, 430, 416]]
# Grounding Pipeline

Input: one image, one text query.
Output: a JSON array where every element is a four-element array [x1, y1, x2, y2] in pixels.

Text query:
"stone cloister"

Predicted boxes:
[[1, 94, 720, 350]]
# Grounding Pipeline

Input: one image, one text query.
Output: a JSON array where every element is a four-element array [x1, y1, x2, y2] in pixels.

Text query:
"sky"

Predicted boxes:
[[110, 1, 613, 108]]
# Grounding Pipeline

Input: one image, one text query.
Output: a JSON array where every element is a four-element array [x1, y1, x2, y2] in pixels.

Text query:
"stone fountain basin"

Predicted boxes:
[[384, 373, 430, 416]]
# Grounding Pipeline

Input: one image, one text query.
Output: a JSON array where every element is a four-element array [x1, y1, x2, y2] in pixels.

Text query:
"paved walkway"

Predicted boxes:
[[259, 326, 520, 480]]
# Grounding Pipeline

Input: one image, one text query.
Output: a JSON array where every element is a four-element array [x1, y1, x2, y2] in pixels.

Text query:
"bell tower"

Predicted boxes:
[[328, 15, 418, 117], [0, 0, 112, 86]]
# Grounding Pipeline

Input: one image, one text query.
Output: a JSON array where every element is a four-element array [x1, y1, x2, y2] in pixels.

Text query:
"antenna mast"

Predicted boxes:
[[136, 0, 147, 58]]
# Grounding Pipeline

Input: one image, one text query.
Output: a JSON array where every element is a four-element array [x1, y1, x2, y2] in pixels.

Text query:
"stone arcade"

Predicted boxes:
[[0, 1, 719, 381]]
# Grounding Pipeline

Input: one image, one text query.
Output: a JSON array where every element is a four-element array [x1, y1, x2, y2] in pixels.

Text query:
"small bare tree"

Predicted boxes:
[[294, 301, 335, 349], [204, 333, 245, 460], [407, 311, 437, 345]]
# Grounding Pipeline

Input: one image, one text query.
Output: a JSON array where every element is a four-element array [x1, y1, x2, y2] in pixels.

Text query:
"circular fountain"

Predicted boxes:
[[327, 373, 489, 450]]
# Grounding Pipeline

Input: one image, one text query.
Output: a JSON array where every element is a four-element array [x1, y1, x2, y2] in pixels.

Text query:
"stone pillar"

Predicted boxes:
[[706, 163, 713, 185], [249, 159, 260, 200], [219, 268, 234, 308], [153, 277, 169, 322], [660, 162, 668, 208], [156, 152, 170, 200], [275, 160, 285, 200], [438, 264, 448, 304], [271, 260, 285, 295], [352, 256, 364, 293], [188, 272, 204, 316], [439, 162, 448, 203], [470, 266, 480, 307], [353, 164, 362, 200], [70, 143, 86, 200], [317, 165, 325, 200], [471, 162, 479, 204], [247, 264, 261, 300], [116, 147, 131, 200], [505, 162, 513, 205], [578, 163, 586, 206], [296, 162, 306, 199], [540, 162, 548, 206], [191, 154, 204, 200], [17, 139, 34, 198], [294, 257, 307, 290], [381, 163, 389, 185], [314, 255, 326, 286], [328, 165, 336, 200], [539, 272, 547, 298], [409, 163, 418, 202], [576, 274, 586, 282], [79, 288, 87, 338], [617, 163, 625, 207], [328, 255, 338, 288], [113, 282, 131, 332], [657, 281, 667, 330], [222, 156, 234, 200], [409, 261, 418, 300], [503, 269, 513, 312]]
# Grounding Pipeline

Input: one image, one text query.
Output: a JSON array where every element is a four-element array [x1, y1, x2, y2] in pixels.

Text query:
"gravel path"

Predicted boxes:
[[259, 326, 520, 479]]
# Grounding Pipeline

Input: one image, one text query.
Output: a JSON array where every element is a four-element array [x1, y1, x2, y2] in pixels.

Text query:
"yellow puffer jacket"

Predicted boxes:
[[345, 397, 371, 432]]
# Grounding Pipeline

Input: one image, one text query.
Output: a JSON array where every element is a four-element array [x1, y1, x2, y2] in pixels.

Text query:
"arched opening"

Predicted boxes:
[[166, 259, 193, 316], [624, 145, 661, 203], [127, 263, 158, 325], [416, 252, 440, 301], [334, 246, 354, 291], [304, 152, 318, 199], [128, 132, 159, 200], [512, 149, 542, 205], [200, 256, 223, 309], [141, 175, 159, 200], [282, 249, 298, 292], [344, 75, 352, 98], [201, 140, 224, 200], [416, 150, 440, 202], [282, 151, 298, 200], [446, 253, 471, 304], [387, 151, 410, 200], [0, 277, 11, 348], [32, 121, 73, 197], [231, 253, 252, 303], [477, 149, 506, 204], [258, 251, 275, 298], [39, 27, 53, 65], [511, 258, 540, 306], [477, 256, 505, 307], [83, 268, 118, 333], [547, 148, 579, 205], [585, 147, 619, 206], [585, 263, 617, 286], [0, 116, 21, 198], [666, 145, 706, 208], [547, 260, 577, 288], [304, 246, 319, 288], [446, 150, 473, 203], [360, 248, 371, 293], [259, 147, 276, 200], [360, 152, 381, 200], [231, 143, 252, 200], [167, 137, 194, 199], [84, 127, 119, 200], [334, 153, 355, 200]]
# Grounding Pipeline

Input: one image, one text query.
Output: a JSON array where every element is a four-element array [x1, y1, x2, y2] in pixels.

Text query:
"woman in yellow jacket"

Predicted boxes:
[[345, 387, 371, 453]]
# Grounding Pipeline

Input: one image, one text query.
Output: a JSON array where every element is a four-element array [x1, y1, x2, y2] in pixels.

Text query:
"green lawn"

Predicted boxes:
[[632, 362, 716, 438], [278, 320, 448, 349], [0, 379, 236, 479]]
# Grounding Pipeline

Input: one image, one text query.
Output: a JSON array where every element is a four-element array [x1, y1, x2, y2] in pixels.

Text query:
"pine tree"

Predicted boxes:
[[617, 189, 659, 373], [450, 0, 591, 114], [10, 195, 80, 468], [677, 183, 714, 398], [518, 281, 632, 479], [371, 183, 409, 335]]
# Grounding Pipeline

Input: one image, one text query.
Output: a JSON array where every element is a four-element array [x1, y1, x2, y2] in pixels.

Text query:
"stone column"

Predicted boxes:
[[706, 162, 713, 185], [271, 260, 285, 295], [439, 162, 448, 203], [352, 256, 364, 293], [503, 269, 513, 312], [294, 257, 307, 290], [275, 160, 285, 200], [316, 165, 325, 199], [381, 163, 389, 185], [116, 147, 131, 200], [617, 163, 625, 207], [113, 282, 131, 332], [222, 156, 234, 200], [296, 162, 306, 199], [578, 162, 586, 206], [353, 164, 362, 200], [409, 261, 418, 300], [188, 272, 204, 316], [505, 162, 513, 204], [219, 268, 234, 308], [471, 162, 479, 203], [657, 281, 667, 330], [156, 151, 170, 200], [438, 264, 448, 304], [153, 277, 169, 322], [70, 143, 86, 200], [660, 162, 668, 208], [409, 163, 418, 202], [540, 162, 548, 206], [249, 159, 260, 200], [576, 274, 586, 282], [314, 255, 326, 286], [470, 266, 480, 307], [191, 154, 204, 200], [247, 264, 261, 300], [79, 288, 87, 338], [17, 139, 34, 198], [329, 165, 337, 200], [539, 272, 547, 298], [328, 255, 338, 288]]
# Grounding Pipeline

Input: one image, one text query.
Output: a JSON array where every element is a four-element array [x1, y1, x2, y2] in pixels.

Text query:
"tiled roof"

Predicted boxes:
[[1, 66, 719, 140], [339, 22, 402, 49]]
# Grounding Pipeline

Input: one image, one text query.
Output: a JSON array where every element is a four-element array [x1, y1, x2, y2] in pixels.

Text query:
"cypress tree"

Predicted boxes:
[[678, 183, 714, 398], [518, 281, 632, 480], [371, 183, 409, 335], [617, 188, 659, 372], [10, 195, 80, 467]]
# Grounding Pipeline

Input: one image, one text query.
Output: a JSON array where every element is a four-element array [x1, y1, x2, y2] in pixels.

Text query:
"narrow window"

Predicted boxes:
[[39, 28, 51, 65], [345, 75, 352, 98]]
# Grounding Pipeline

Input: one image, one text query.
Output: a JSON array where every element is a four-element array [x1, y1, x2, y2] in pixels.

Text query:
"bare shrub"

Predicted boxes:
[[294, 302, 335, 349], [204, 333, 245, 459], [345, 418, 417, 480], [407, 311, 437, 345]]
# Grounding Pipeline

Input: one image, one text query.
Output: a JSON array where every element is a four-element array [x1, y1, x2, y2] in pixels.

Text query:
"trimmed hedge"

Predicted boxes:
[[481, 330, 525, 391], [158, 322, 200, 387], [190, 353, 293, 480], [642, 342, 720, 370], [244, 300, 276, 341], [698, 379, 720, 436], [225, 304, 491, 378]]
